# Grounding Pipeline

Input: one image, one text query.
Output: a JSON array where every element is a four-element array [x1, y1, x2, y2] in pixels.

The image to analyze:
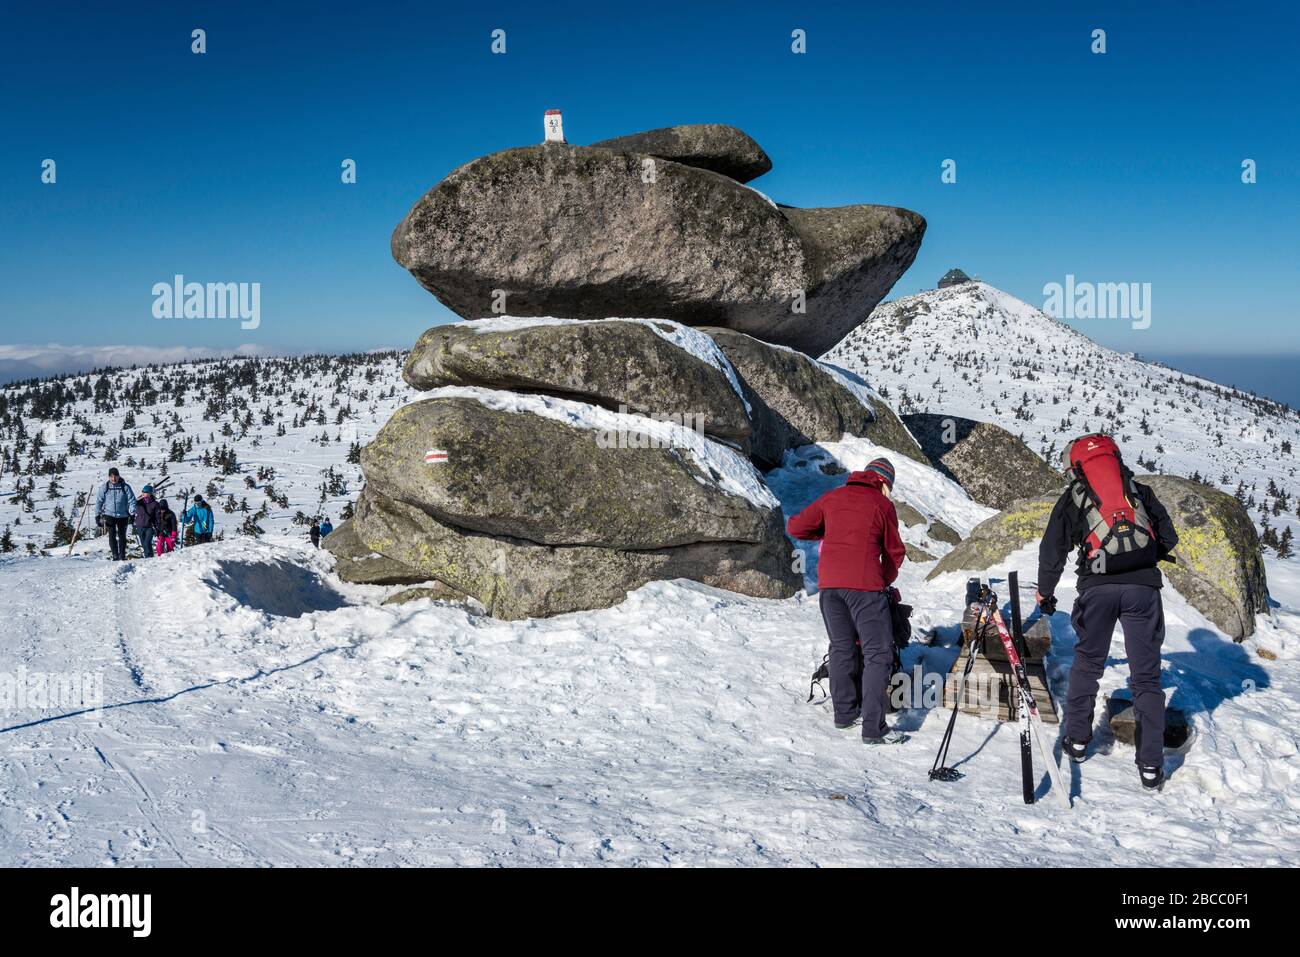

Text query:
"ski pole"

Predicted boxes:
[[929, 599, 992, 782], [66, 481, 97, 556]]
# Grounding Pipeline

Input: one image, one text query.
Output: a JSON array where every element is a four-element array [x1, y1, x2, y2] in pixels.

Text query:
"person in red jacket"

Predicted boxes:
[[787, 457, 908, 743]]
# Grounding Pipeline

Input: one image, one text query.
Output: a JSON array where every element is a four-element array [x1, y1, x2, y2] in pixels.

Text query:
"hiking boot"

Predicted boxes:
[[1139, 764, 1165, 792], [862, 730, 909, 746], [834, 715, 861, 730], [1062, 736, 1089, 763]]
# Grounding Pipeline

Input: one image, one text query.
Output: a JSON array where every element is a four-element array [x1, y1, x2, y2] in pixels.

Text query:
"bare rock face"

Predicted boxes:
[[1142, 475, 1269, 640], [780, 205, 927, 355], [360, 395, 776, 550], [588, 124, 772, 183], [347, 489, 799, 621], [895, 501, 926, 527], [926, 495, 1059, 584], [391, 143, 924, 355], [903, 413, 1063, 510], [1107, 695, 1191, 748], [402, 319, 751, 447], [905, 543, 937, 562], [322, 519, 429, 586], [929, 520, 963, 546], [704, 327, 927, 468]]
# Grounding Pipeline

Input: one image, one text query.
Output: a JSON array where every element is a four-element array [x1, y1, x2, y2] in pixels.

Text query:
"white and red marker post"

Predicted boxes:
[[543, 109, 564, 143]]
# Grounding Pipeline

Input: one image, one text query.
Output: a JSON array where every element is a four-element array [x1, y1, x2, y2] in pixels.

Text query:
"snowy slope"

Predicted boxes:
[[1, 337, 1299, 866], [2, 475, 1297, 866], [825, 281, 1300, 546], [0, 352, 413, 556]]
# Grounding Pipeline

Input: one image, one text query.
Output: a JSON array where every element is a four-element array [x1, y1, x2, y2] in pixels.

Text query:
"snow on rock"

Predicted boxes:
[[773, 435, 994, 536], [767, 435, 995, 589], [425, 385, 778, 509], [462, 315, 750, 411], [816, 358, 885, 408]]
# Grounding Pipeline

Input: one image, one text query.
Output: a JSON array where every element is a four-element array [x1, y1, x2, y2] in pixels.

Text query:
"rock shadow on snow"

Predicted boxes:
[[209, 558, 348, 618]]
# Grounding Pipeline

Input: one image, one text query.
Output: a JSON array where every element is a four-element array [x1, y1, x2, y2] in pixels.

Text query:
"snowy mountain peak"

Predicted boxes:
[[824, 281, 1300, 542]]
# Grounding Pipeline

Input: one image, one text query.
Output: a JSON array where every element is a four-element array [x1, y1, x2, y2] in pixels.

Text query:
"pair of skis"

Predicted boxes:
[[930, 572, 1069, 809]]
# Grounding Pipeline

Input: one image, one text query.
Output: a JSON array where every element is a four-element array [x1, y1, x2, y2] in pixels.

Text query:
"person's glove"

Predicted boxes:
[[1037, 592, 1058, 616], [888, 586, 902, 603], [95, 514, 104, 528]]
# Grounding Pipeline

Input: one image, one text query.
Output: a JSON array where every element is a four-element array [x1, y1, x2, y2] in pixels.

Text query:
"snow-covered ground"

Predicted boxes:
[[2, 446, 1297, 865], [2, 335, 1298, 866]]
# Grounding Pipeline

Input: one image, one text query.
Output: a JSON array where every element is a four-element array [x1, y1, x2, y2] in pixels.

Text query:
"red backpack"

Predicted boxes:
[[1063, 434, 1157, 574]]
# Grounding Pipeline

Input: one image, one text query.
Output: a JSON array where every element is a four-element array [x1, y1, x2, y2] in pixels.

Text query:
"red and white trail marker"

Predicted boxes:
[[544, 109, 565, 144], [425, 449, 449, 464]]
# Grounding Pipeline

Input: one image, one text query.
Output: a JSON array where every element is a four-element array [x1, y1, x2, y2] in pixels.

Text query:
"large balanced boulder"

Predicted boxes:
[[391, 143, 925, 355], [704, 327, 926, 468], [322, 519, 430, 586], [360, 394, 777, 549], [927, 476, 1269, 639], [589, 124, 772, 183], [403, 318, 751, 447], [349, 489, 799, 621], [903, 413, 1062, 509], [781, 205, 927, 353]]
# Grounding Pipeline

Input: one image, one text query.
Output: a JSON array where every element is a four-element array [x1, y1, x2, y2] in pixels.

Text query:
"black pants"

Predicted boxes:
[[196, 532, 213, 544], [818, 589, 893, 737], [104, 516, 129, 561], [1067, 582, 1167, 767]]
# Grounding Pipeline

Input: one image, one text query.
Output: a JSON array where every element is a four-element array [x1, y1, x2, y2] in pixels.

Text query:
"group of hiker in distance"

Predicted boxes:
[[787, 433, 1180, 792], [91, 465, 334, 560], [93, 467, 214, 560]]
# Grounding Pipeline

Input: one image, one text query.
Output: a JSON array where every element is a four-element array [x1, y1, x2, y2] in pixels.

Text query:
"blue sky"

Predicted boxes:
[[2, 0, 1296, 370]]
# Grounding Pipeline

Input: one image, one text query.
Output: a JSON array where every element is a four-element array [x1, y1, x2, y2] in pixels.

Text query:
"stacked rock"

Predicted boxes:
[[328, 123, 927, 619]]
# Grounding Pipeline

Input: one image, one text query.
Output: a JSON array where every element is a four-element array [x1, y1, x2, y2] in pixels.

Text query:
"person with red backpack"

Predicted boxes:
[[787, 457, 909, 744], [1038, 433, 1179, 791]]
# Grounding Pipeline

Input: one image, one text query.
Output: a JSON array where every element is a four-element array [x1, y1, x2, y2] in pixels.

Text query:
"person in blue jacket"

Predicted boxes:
[[182, 494, 216, 544], [319, 517, 334, 537], [95, 467, 135, 561]]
